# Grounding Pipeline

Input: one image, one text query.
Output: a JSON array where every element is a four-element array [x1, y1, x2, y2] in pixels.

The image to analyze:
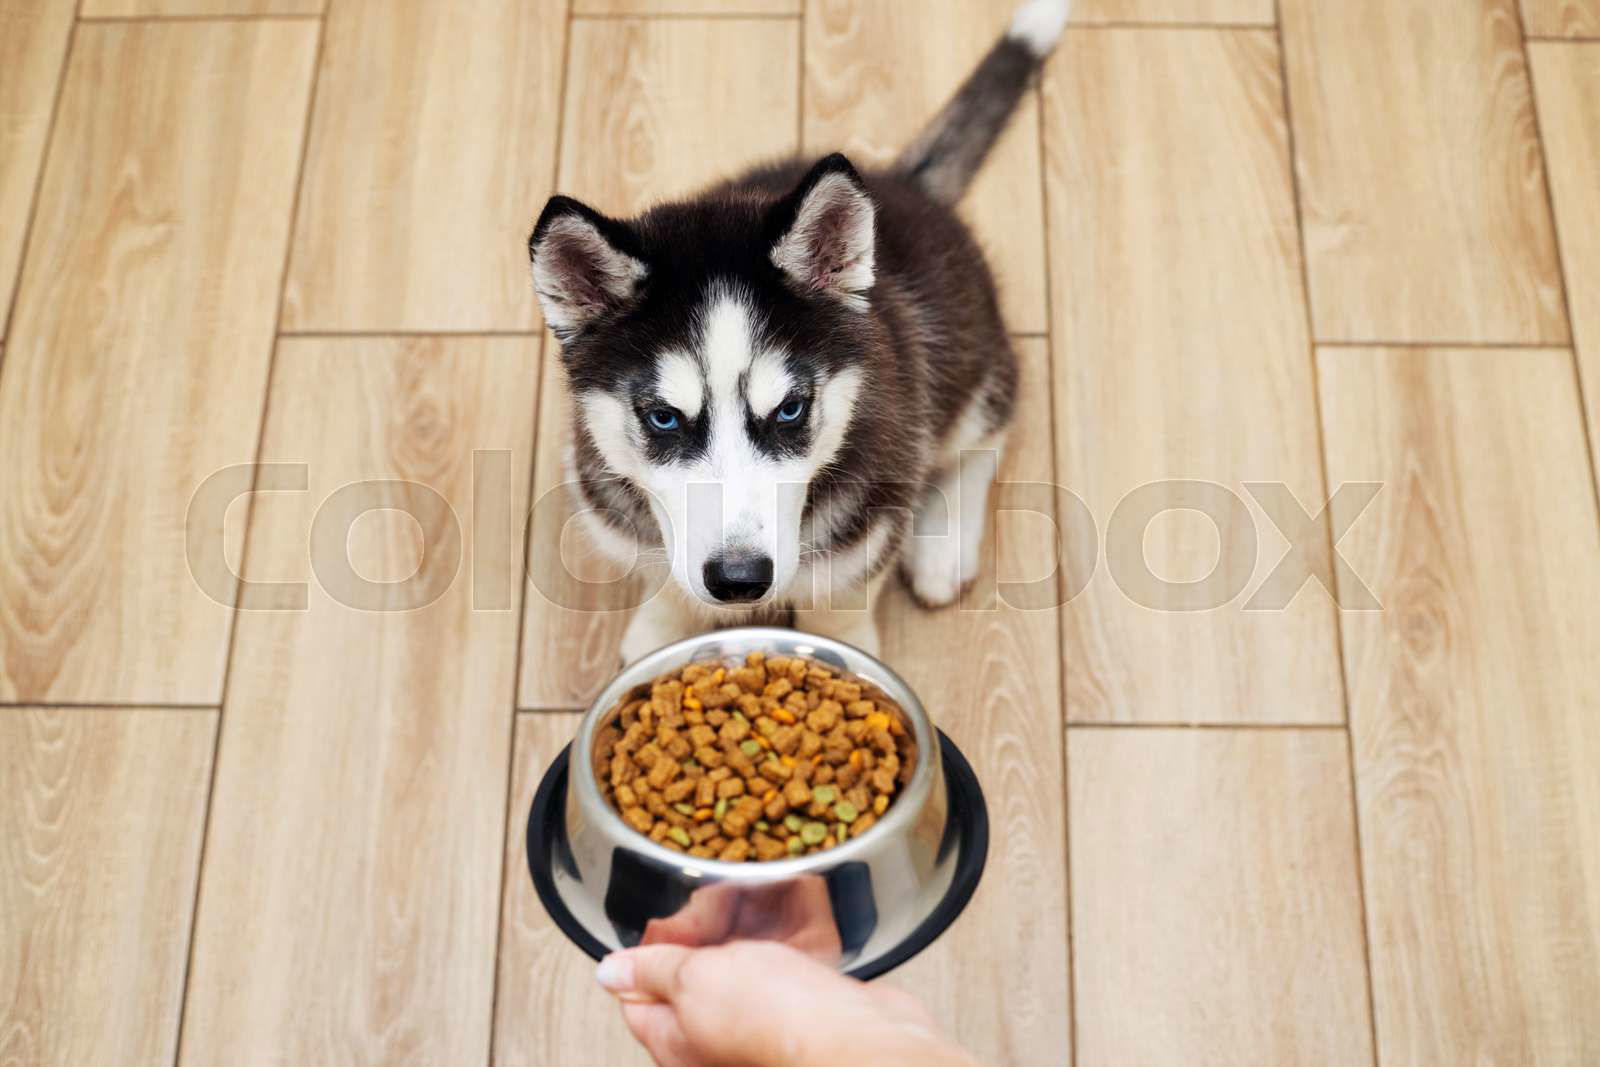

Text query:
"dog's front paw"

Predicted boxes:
[[901, 533, 970, 609]]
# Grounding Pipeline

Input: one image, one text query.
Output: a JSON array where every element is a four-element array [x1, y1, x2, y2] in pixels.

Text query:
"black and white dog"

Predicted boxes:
[[529, 0, 1070, 663]]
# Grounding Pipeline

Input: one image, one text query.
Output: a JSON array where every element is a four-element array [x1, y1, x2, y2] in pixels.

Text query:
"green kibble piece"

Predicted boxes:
[[674, 802, 695, 816], [757, 719, 778, 736], [714, 798, 728, 821], [682, 759, 699, 771], [787, 836, 804, 855], [755, 820, 769, 832], [833, 801, 859, 823], [784, 814, 803, 833], [835, 822, 848, 841], [812, 785, 839, 805], [740, 739, 762, 759], [800, 821, 827, 846], [732, 711, 749, 726], [668, 827, 691, 847]]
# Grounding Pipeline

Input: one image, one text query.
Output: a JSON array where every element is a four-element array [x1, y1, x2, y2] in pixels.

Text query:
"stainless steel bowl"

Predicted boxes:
[[526, 626, 989, 977]]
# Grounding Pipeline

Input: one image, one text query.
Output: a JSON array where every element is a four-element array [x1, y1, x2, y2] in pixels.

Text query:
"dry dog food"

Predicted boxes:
[[593, 652, 918, 861]]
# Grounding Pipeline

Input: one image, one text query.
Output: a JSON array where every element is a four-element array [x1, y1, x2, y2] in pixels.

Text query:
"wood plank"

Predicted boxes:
[[804, 0, 1048, 333], [1319, 347, 1600, 1065], [1531, 43, 1600, 491], [1074, 0, 1272, 24], [520, 17, 799, 708], [0, 708, 215, 1066], [179, 337, 537, 1063], [494, 713, 654, 1067], [1043, 29, 1343, 723], [0, 22, 318, 704], [0, 0, 74, 336], [575, 0, 797, 13], [879, 339, 1072, 1066], [1522, 0, 1600, 36], [1068, 728, 1373, 1064], [280, 0, 565, 332], [1281, 0, 1567, 343], [82, 0, 321, 17]]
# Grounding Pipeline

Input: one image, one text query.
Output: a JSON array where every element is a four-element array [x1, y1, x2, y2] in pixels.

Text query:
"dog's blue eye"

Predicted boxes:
[[645, 408, 680, 432], [775, 398, 807, 424]]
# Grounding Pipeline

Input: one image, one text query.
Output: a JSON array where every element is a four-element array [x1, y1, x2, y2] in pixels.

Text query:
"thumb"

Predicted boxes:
[[595, 944, 695, 1003]]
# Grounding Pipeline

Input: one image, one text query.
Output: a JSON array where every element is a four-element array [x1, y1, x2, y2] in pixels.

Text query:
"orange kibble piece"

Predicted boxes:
[[756, 735, 772, 750], [780, 755, 795, 767], [849, 749, 863, 766], [683, 695, 702, 711], [771, 708, 796, 724], [811, 754, 824, 765], [711, 668, 726, 685], [865, 712, 890, 731], [693, 807, 714, 822], [763, 789, 778, 803], [873, 794, 889, 816]]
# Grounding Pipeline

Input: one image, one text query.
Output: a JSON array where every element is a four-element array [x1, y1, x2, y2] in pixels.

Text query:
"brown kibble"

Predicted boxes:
[[753, 834, 788, 861], [695, 778, 717, 807], [805, 701, 841, 733], [597, 653, 915, 862], [646, 757, 681, 790]]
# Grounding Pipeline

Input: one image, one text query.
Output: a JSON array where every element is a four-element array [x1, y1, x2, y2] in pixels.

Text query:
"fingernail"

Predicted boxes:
[[595, 953, 635, 993]]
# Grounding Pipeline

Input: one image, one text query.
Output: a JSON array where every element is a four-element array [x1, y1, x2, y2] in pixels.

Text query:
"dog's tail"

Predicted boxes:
[[894, 0, 1070, 203]]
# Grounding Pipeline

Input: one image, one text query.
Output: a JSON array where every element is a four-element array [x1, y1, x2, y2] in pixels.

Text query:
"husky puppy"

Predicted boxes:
[[529, 0, 1071, 664]]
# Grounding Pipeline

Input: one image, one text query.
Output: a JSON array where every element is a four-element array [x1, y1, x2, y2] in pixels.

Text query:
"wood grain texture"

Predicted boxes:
[[1069, 728, 1374, 1065], [1320, 347, 1600, 1066], [82, 0, 321, 16], [0, 21, 318, 704], [520, 17, 799, 708], [1281, 0, 1567, 343], [494, 713, 655, 1067], [1074, 0, 1272, 23], [575, 0, 797, 13], [1, 708, 215, 1066], [0, 0, 74, 337], [179, 337, 537, 1064], [1522, 0, 1600, 36], [280, 0, 565, 332], [880, 340, 1073, 1067], [1043, 30, 1344, 723], [804, 0, 1048, 333], [1531, 43, 1600, 490]]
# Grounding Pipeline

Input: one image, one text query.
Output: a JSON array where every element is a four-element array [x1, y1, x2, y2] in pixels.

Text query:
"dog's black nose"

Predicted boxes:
[[703, 554, 773, 602]]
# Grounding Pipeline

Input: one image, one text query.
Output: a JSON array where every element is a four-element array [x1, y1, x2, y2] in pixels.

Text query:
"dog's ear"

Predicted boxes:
[[529, 196, 648, 340], [765, 153, 876, 311]]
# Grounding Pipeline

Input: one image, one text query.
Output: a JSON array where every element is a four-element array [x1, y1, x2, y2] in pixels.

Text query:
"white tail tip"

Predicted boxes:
[[1008, 0, 1070, 58]]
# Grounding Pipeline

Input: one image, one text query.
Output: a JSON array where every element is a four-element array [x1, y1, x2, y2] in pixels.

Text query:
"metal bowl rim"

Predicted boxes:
[[570, 626, 939, 880]]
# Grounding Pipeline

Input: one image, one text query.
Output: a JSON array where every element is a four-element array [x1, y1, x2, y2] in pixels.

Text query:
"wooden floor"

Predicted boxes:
[[3, 1, 1599, 1064]]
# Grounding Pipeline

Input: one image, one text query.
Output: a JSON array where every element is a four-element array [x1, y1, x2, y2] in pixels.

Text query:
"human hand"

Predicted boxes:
[[595, 940, 983, 1067]]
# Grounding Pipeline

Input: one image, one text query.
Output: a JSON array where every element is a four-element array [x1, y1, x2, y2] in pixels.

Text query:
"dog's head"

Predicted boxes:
[[530, 154, 877, 609]]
